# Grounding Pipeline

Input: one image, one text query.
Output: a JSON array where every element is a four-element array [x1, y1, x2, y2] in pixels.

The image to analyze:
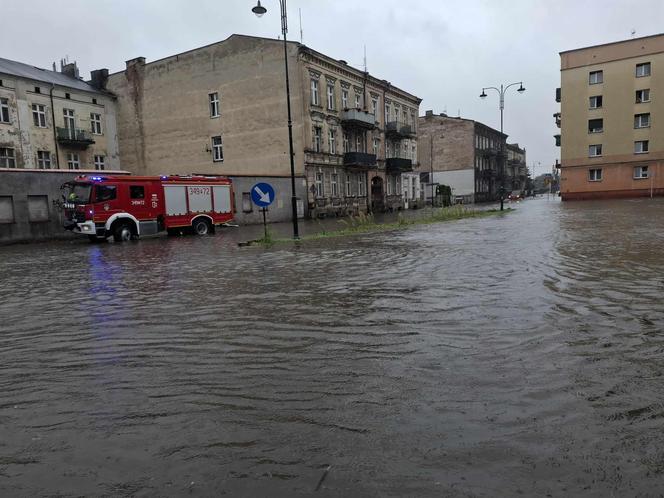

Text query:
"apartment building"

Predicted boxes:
[[505, 143, 528, 193], [105, 34, 422, 222], [418, 111, 510, 203], [0, 58, 120, 171], [557, 33, 664, 200], [0, 58, 122, 243]]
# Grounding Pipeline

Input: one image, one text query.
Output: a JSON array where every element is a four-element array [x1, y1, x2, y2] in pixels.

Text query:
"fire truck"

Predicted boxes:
[[62, 174, 235, 242]]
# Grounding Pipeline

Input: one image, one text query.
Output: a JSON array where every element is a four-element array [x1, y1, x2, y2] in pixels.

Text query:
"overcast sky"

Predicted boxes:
[[4, 0, 664, 173]]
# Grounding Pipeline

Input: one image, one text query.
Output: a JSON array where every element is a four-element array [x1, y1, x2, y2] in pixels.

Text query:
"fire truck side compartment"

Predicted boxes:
[[164, 186, 187, 216], [213, 185, 232, 213]]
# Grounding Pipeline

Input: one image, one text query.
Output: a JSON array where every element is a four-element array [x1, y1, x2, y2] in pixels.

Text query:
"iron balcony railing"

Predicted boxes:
[[343, 152, 377, 168], [385, 157, 413, 173], [341, 109, 376, 129], [56, 127, 95, 148], [385, 121, 415, 137]]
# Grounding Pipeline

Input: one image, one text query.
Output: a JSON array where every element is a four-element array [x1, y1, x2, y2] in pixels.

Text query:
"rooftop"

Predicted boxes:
[[0, 57, 106, 94]]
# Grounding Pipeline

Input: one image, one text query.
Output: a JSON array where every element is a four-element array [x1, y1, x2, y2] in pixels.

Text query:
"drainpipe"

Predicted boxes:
[[50, 85, 60, 168]]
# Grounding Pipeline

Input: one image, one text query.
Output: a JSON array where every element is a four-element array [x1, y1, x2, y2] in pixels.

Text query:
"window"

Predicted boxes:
[[32, 104, 46, 127], [588, 118, 603, 133], [328, 129, 336, 154], [37, 150, 51, 169], [634, 165, 649, 179], [90, 113, 102, 134], [313, 127, 322, 152], [373, 138, 379, 155], [588, 168, 602, 181], [311, 79, 319, 106], [96, 185, 117, 202], [634, 140, 649, 154], [0, 147, 16, 167], [354, 92, 361, 109], [315, 171, 324, 197], [63, 109, 75, 136], [371, 96, 378, 115], [589, 95, 603, 109], [212, 136, 223, 162], [65, 92, 71, 99], [0, 98, 9, 123], [589, 70, 603, 84], [355, 135, 362, 152], [34, 86, 41, 94], [326, 82, 335, 110], [27, 195, 49, 222], [412, 144, 416, 160], [636, 62, 651, 78], [634, 113, 650, 128], [130, 185, 145, 199], [343, 132, 349, 153], [402, 109, 408, 124], [66, 152, 80, 170], [345, 174, 352, 196], [636, 89, 650, 103], [94, 155, 105, 170], [242, 192, 253, 213], [209, 92, 220, 117], [331, 173, 339, 197], [385, 103, 390, 123], [358, 173, 365, 196], [589, 144, 602, 157], [342, 89, 348, 108], [92, 98, 97, 105], [0, 196, 14, 223]]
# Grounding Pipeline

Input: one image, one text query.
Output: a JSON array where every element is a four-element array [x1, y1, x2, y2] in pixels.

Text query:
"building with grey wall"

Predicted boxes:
[[105, 34, 422, 223]]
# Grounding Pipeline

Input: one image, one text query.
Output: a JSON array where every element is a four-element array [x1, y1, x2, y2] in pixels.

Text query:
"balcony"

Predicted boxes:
[[554, 134, 561, 147], [553, 112, 561, 128], [386, 157, 413, 173], [341, 109, 376, 130], [343, 152, 377, 169], [385, 121, 415, 138], [555, 87, 561, 103], [56, 127, 95, 149]]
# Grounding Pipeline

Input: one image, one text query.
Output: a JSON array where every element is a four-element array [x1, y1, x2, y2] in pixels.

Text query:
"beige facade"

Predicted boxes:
[[106, 34, 422, 219], [559, 33, 664, 200], [0, 59, 120, 172], [418, 112, 512, 203]]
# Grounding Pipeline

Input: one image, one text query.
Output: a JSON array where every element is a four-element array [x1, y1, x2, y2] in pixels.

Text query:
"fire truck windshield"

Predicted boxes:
[[64, 183, 92, 204]]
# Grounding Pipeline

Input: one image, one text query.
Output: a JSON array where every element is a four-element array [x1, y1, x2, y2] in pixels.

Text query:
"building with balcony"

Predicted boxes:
[[559, 33, 664, 200], [417, 111, 510, 204], [506, 143, 528, 193], [0, 57, 122, 243], [105, 34, 421, 222]]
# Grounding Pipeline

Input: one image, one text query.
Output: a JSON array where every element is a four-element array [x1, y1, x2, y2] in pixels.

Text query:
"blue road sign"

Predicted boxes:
[[251, 182, 275, 208]]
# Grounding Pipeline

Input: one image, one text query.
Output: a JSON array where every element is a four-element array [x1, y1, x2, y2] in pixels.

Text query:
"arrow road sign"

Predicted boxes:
[[251, 182, 275, 208]]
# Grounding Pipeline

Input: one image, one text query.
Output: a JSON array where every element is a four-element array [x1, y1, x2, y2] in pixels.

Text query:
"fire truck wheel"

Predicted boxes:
[[113, 222, 134, 242], [192, 218, 211, 236]]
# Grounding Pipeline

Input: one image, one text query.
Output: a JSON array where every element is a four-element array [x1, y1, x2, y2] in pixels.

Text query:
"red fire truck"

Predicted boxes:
[[62, 174, 235, 242]]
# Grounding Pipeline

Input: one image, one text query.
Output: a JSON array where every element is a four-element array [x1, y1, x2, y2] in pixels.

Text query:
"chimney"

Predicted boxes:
[[61, 61, 79, 79], [425, 110, 433, 117], [125, 57, 146, 69], [90, 69, 109, 90]]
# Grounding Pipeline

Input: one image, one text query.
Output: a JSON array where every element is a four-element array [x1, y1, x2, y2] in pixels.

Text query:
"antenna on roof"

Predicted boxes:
[[631, 28, 636, 38], [299, 8, 303, 44], [363, 45, 367, 73]]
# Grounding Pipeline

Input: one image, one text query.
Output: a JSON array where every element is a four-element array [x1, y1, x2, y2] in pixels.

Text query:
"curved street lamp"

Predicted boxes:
[[479, 82, 525, 211], [252, 0, 299, 239]]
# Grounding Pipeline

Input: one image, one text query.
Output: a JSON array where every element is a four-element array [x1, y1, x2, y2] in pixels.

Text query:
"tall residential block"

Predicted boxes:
[[106, 34, 422, 223], [558, 33, 664, 200], [418, 112, 525, 203]]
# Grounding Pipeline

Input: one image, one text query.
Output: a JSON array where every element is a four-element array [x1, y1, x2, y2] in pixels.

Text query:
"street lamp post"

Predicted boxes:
[[479, 82, 525, 211], [252, 0, 299, 239]]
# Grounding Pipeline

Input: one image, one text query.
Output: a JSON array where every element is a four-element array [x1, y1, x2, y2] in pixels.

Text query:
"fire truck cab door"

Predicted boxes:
[[128, 183, 150, 220]]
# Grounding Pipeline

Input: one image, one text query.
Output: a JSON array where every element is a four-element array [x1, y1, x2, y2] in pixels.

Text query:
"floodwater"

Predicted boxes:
[[1, 197, 664, 497]]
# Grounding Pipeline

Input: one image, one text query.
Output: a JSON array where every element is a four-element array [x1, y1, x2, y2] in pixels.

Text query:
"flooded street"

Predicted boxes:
[[2, 197, 664, 496]]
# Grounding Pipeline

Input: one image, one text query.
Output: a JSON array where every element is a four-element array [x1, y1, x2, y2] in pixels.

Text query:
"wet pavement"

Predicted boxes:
[[1, 196, 664, 497]]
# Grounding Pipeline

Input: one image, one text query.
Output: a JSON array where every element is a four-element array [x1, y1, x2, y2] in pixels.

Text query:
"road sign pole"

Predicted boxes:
[[262, 207, 268, 239]]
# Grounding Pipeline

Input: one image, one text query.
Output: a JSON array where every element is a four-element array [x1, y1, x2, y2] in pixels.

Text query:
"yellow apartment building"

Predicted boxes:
[[558, 33, 664, 200]]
